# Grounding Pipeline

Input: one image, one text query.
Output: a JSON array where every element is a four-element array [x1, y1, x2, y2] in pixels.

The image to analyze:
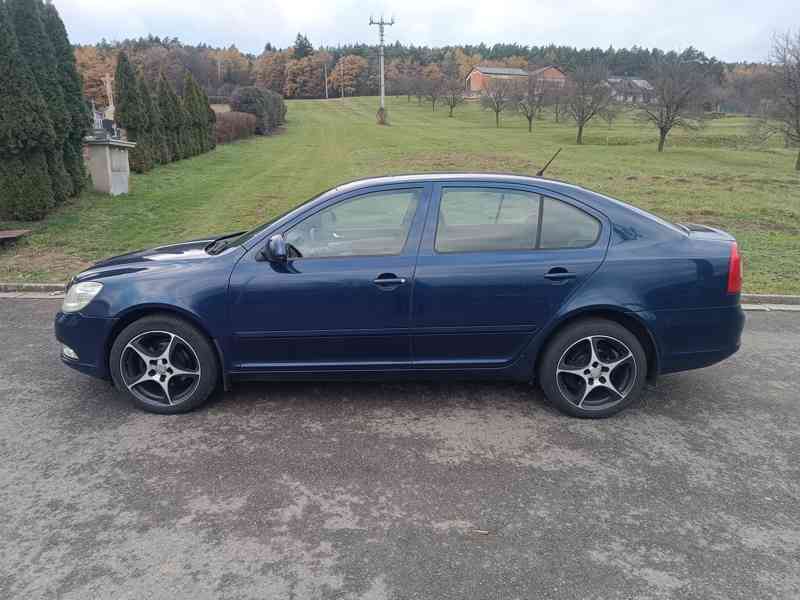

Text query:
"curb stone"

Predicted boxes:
[[0, 282, 65, 293]]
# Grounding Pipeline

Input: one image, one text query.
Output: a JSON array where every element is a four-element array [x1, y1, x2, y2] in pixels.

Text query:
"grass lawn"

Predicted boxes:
[[1, 96, 798, 293]]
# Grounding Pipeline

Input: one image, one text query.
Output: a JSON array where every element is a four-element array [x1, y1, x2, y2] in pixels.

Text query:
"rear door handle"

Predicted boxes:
[[544, 268, 576, 281], [373, 274, 407, 286]]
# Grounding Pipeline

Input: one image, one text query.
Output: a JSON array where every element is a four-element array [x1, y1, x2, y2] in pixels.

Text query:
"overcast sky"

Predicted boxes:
[[55, 0, 796, 62]]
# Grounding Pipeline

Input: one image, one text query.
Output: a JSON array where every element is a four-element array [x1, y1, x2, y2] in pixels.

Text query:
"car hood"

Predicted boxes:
[[73, 236, 240, 284]]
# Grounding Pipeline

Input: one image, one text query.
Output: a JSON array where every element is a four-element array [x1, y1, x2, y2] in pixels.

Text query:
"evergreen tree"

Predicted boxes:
[[293, 33, 313, 58], [177, 95, 195, 158], [157, 74, 182, 160], [42, 1, 90, 195], [9, 0, 71, 201], [0, 0, 55, 220], [193, 80, 215, 152], [182, 72, 207, 154], [140, 76, 169, 164], [206, 103, 217, 151], [114, 51, 152, 172]]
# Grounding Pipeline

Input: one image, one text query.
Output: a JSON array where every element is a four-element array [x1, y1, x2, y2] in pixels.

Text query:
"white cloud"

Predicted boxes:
[[54, 0, 796, 61]]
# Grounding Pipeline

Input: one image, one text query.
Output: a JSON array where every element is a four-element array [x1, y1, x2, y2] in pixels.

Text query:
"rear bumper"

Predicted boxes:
[[641, 304, 745, 375], [54, 311, 117, 380]]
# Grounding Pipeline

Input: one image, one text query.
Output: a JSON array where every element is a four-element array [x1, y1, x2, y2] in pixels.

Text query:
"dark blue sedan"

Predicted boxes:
[[55, 174, 744, 417]]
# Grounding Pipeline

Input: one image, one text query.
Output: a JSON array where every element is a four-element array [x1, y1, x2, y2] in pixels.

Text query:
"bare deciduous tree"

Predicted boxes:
[[539, 84, 567, 123], [413, 77, 425, 105], [424, 77, 445, 112], [481, 77, 514, 128], [768, 30, 800, 170], [442, 78, 464, 117], [601, 102, 622, 128], [565, 64, 612, 144], [516, 76, 545, 132], [638, 57, 708, 152]]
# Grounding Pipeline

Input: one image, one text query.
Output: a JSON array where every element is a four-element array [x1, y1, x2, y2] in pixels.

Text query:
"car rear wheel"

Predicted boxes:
[[538, 318, 647, 418], [109, 315, 219, 414]]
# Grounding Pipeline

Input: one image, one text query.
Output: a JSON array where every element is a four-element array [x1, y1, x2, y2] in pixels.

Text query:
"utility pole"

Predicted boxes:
[[369, 15, 394, 123]]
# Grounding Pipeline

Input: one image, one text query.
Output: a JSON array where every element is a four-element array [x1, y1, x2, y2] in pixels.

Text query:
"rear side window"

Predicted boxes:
[[434, 187, 600, 253], [539, 197, 601, 249], [436, 188, 540, 252]]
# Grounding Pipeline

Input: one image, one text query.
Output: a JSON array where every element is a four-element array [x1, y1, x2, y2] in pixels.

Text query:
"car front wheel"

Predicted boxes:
[[109, 315, 219, 414], [538, 318, 647, 418]]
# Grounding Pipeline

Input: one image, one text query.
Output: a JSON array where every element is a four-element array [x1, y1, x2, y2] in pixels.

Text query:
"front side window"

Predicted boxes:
[[435, 188, 540, 253], [285, 189, 420, 258]]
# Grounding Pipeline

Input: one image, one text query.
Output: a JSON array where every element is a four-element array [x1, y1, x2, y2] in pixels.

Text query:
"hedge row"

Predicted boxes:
[[215, 111, 256, 144], [115, 51, 215, 173]]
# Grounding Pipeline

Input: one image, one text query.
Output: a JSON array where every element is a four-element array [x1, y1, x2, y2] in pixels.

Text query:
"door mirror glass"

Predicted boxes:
[[264, 234, 287, 262]]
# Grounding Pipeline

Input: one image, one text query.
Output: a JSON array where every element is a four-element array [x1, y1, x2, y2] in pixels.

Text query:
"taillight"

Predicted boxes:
[[727, 242, 742, 294]]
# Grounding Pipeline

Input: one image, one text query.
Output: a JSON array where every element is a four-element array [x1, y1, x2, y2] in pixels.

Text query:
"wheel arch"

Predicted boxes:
[[532, 306, 660, 380], [105, 304, 229, 390]]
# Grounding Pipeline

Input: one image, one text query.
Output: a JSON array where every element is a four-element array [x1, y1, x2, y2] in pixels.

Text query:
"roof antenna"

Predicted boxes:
[[536, 148, 562, 177]]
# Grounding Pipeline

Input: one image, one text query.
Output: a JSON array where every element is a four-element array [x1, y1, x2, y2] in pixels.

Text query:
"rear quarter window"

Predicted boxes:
[[539, 197, 601, 249]]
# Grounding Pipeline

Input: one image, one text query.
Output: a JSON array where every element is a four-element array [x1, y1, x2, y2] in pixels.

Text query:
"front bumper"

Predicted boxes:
[[54, 311, 118, 380]]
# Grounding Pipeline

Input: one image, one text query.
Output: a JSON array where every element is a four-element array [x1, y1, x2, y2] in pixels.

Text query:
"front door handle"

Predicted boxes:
[[544, 267, 576, 281], [373, 274, 407, 286]]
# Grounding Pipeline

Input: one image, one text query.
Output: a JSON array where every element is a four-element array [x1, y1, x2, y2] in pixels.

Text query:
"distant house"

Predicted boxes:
[[465, 65, 567, 97], [607, 77, 655, 104], [528, 65, 568, 91]]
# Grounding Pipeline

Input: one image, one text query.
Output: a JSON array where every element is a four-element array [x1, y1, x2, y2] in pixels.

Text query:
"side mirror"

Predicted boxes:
[[262, 234, 287, 262]]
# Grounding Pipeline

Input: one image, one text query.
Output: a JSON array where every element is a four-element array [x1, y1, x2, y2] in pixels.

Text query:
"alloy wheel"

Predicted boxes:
[[556, 335, 637, 411], [119, 330, 201, 406]]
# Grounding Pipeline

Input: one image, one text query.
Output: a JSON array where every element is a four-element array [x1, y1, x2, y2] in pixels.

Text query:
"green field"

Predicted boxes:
[[1, 96, 798, 292]]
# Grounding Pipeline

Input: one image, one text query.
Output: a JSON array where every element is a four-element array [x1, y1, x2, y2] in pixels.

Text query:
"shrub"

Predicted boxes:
[[230, 86, 286, 135], [0, 152, 54, 220], [208, 95, 231, 105], [215, 111, 256, 144]]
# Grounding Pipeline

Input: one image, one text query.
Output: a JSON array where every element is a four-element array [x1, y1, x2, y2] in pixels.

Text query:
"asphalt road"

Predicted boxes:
[[1, 299, 798, 600]]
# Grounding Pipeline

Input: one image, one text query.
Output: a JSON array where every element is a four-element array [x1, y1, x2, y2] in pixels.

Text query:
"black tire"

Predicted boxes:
[[538, 318, 647, 418], [109, 314, 219, 414]]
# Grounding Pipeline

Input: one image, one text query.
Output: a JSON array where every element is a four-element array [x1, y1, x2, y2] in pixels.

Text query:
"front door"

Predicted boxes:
[[411, 183, 608, 368], [228, 185, 429, 372]]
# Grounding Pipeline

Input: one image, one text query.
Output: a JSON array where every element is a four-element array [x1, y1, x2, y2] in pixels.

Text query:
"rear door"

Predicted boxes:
[[411, 182, 608, 368]]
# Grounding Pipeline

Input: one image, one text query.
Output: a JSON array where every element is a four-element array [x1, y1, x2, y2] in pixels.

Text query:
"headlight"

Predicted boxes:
[[62, 281, 103, 313]]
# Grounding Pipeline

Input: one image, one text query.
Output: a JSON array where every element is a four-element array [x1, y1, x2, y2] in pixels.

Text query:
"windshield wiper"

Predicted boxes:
[[205, 231, 247, 255]]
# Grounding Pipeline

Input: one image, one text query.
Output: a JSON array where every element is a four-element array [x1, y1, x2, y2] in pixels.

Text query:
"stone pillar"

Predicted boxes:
[[85, 137, 136, 195]]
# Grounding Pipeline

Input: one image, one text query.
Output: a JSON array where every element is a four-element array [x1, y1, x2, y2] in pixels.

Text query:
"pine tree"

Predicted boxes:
[[157, 74, 182, 161], [42, 1, 90, 195], [9, 0, 71, 201], [140, 76, 169, 164], [0, 0, 55, 219], [114, 51, 152, 172]]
